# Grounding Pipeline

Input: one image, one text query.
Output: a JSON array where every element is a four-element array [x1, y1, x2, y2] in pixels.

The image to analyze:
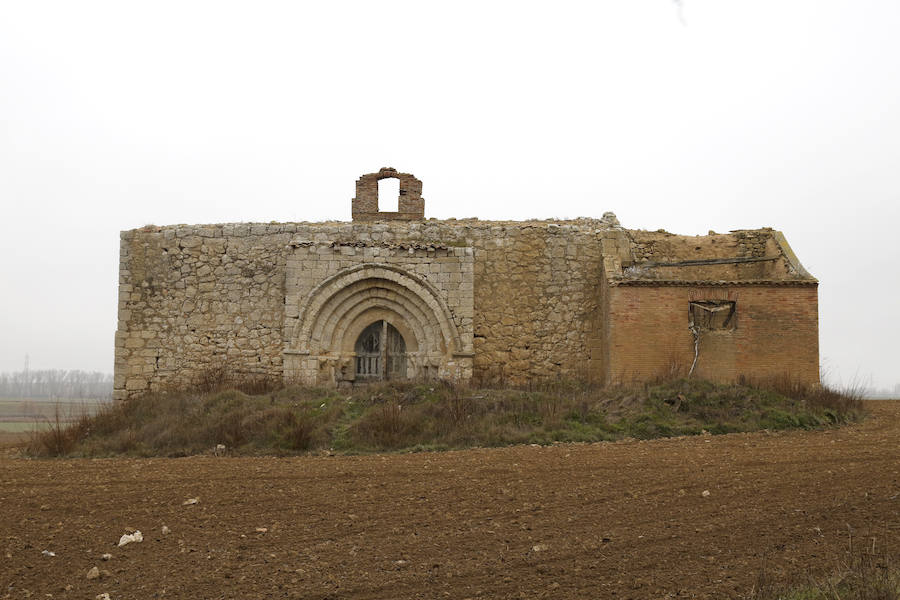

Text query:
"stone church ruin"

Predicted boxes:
[[114, 168, 819, 399]]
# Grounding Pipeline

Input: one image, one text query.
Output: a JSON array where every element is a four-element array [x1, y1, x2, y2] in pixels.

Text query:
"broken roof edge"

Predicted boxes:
[[607, 279, 819, 287], [772, 230, 817, 282], [601, 227, 818, 285]]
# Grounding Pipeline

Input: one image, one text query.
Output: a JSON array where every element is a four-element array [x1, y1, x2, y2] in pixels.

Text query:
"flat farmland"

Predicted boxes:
[[0, 398, 109, 431], [0, 399, 110, 448], [1, 401, 898, 599]]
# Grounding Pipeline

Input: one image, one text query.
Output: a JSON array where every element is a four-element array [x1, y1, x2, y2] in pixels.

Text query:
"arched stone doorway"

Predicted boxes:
[[283, 262, 474, 385], [354, 320, 407, 380]]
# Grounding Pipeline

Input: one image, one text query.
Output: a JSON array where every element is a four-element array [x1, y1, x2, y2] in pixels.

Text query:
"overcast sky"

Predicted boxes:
[[1, 1, 898, 390]]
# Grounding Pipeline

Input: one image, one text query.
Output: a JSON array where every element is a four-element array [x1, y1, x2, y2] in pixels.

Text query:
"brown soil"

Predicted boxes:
[[2, 401, 898, 600], [0, 432, 28, 449]]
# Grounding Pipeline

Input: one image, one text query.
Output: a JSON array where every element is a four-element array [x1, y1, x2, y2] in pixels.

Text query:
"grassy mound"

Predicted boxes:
[[27, 378, 864, 457]]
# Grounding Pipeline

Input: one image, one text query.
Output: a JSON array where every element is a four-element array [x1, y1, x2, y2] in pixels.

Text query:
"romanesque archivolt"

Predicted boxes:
[[114, 168, 818, 399], [284, 261, 470, 384]]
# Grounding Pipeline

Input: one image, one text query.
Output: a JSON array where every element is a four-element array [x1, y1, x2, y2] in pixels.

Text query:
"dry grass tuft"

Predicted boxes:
[[748, 543, 899, 600]]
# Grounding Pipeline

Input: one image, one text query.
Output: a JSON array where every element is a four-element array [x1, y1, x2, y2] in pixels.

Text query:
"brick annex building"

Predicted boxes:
[[114, 168, 819, 399]]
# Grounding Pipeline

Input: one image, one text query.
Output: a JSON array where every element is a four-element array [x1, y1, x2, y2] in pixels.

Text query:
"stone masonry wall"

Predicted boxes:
[[115, 218, 616, 399], [115, 224, 290, 398], [469, 222, 609, 382]]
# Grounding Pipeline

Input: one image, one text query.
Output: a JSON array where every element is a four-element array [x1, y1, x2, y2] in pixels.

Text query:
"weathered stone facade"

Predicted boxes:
[[114, 169, 819, 399]]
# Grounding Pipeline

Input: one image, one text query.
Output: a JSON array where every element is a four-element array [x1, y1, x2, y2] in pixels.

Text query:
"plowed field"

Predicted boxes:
[[2, 401, 898, 599]]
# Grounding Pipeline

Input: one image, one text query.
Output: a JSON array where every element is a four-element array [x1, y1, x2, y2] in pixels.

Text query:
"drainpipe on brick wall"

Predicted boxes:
[[688, 325, 702, 377]]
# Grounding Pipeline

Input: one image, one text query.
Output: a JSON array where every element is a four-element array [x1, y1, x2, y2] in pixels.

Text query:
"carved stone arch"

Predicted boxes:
[[313, 283, 442, 356], [338, 307, 420, 356], [329, 298, 429, 355], [291, 263, 463, 355], [285, 263, 467, 384]]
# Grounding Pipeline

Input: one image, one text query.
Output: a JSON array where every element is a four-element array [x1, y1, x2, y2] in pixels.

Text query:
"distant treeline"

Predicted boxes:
[[0, 369, 113, 400]]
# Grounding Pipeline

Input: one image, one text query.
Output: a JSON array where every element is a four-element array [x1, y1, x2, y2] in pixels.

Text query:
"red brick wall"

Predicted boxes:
[[606, 284, 819, 384]]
